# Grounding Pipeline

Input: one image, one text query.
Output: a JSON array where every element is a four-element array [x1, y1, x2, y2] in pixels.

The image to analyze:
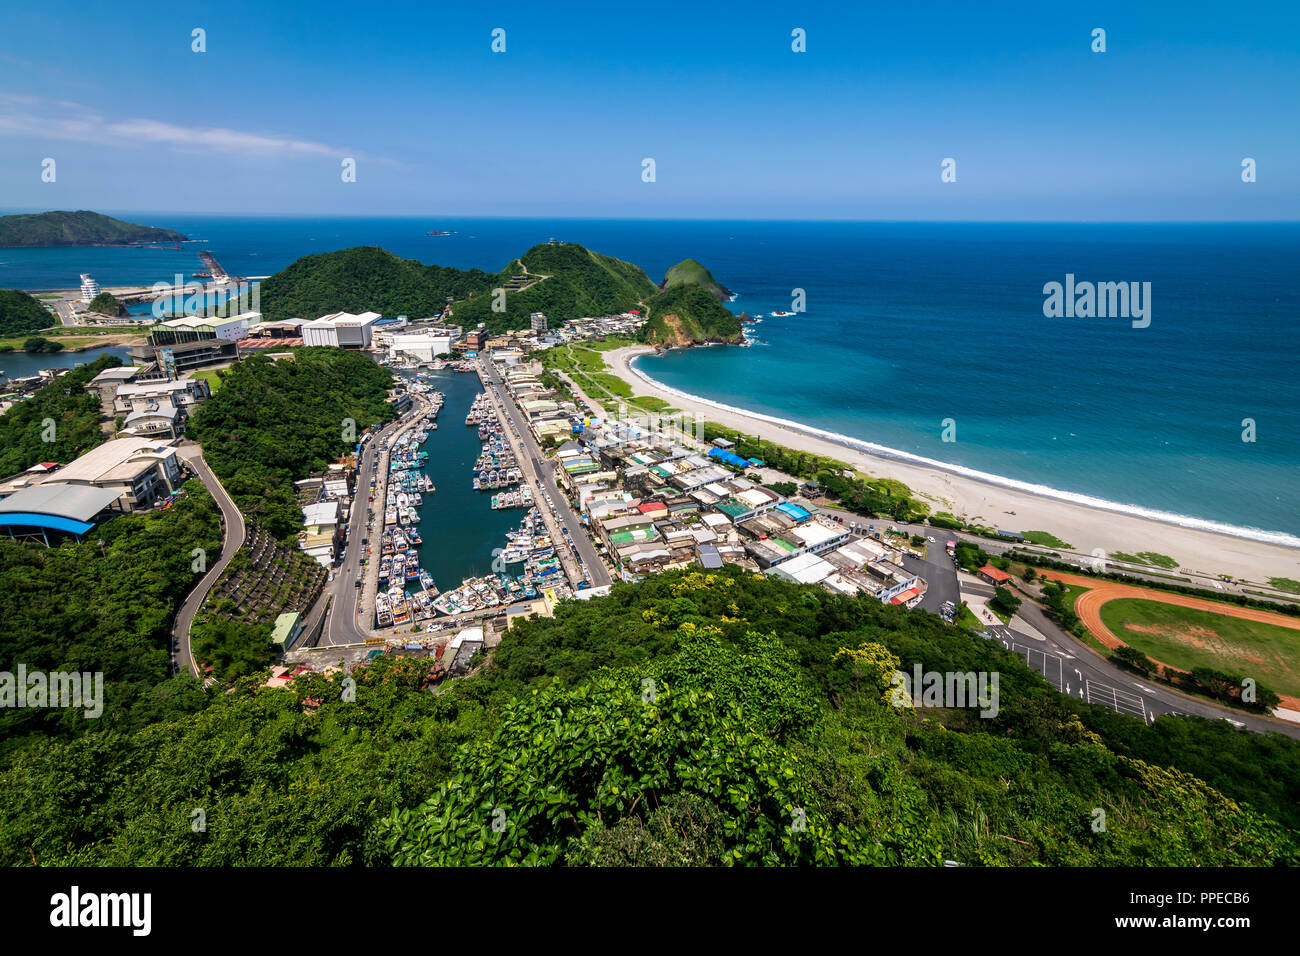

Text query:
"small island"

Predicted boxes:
[[0, 210, 188, 248]]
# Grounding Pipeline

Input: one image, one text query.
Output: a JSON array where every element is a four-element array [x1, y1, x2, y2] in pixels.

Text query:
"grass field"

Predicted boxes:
[[1099, 597, 1300, 697], [1022, 530, 1072, 549], [191, 369, 224, 394]]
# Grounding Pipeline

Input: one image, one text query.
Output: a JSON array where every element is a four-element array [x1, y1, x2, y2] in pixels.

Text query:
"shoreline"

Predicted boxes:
[[607, 344, 1300, 583]]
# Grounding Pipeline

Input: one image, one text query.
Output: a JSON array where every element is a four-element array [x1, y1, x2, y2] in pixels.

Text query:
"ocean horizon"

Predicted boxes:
[[4, 215, 1296, 540]]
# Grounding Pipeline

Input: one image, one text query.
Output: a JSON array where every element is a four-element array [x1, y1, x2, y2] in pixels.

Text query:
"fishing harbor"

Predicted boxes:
[[365, 369, 565, 635]]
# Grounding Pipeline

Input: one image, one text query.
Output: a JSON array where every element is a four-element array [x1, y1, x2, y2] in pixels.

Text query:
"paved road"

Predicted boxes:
[[969, 585, 1300, 738], [171, 444, 246, 680], [315, 402, 428, 647], [478, 358, 612, 588]]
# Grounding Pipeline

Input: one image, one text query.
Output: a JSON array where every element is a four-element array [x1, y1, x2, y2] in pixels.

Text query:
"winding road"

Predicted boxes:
[[170, 443, 246, 680]]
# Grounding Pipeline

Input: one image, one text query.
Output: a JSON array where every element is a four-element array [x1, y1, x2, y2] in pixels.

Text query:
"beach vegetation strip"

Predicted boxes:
[[1111, 551, 1180, 570], [1021, 530, 1073, 549], [1100, 598, 1300, 699]]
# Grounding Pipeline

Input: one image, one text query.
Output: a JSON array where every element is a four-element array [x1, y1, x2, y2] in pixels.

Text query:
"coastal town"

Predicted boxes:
[[5, 278, 1300, 741]]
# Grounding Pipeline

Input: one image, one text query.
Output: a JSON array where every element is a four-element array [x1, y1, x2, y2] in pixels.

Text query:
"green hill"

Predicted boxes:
[[258, 242, 739, 343], [257, 246, 499, 322], [0, 289, 55, 336], [450, 242, 658, 334], [660, 258, 733, 301], [0, 210, 186, 248], [86, 291, 124, 317], [639, 283, 743, 347]]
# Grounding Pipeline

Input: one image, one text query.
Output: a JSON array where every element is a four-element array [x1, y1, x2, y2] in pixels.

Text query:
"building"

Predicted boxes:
[[271, 612, 303, 652], [7, 437, 184, 512], [79, 273, 100, 303], [979, 564, 1012, 587], [389, 324, 461, 363], [159, 313, 255, 343], [300, 499, 343, 566], [128, 338, 238, 378], [530, 312, 548, 333], [0, 483, 122, 546], [113, 377, 212, 418], [302, 311, 381, 349], [85, 366, 144, 417], [464, 327, 487, 351], [120, 399, 184, 439]]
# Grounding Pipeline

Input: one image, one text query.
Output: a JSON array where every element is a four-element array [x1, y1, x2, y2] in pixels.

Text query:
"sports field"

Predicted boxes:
[[1100, 598, 1300, 698], [1038, 569, 1300, 707]]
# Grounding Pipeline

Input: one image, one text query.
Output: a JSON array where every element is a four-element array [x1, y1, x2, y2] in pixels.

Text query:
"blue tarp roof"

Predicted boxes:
[[775, 502, 811, 521], [707, 447, 751, 469]]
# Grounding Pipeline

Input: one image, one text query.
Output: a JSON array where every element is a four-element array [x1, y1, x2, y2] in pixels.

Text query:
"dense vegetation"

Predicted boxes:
[[659, 258, 732, 300], [0, 289, 54, 336], [258, 246, 499, 322], [0, 210, 186, 247], [639, 282, 744, 346], [86, 291, 124, 316], [0, 353, 118, 478], [187, 348, 395, 538], [2, 566, 1295, 865], [20, 336, 63, 353], [451, 242, 658, 334], [0, 482, 221, 763]]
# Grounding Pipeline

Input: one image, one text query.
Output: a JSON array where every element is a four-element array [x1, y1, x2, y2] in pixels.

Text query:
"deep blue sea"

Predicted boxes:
[[2, 215, 1295, 539]]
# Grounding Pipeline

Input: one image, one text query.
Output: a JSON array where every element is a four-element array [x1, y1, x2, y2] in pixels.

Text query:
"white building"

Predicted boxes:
[[530, 312, 548, 333], [389, 325, 461, 363], [302, 311, 381, 349], [160, 313, 255, 342], [79, 273, 101, 304]]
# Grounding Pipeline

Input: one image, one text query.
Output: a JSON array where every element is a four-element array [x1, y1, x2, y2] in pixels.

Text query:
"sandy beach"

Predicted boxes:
[[606, 345, 1300, 585]]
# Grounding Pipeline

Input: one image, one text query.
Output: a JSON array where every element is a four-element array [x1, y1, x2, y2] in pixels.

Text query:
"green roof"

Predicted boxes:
[[271, 612, 302, 647]]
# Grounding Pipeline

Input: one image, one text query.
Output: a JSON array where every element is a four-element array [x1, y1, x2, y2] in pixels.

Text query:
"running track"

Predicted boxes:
[[1038, 569, 1300, 709]]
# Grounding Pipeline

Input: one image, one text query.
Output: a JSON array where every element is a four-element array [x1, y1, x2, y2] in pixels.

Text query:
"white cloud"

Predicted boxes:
[[0, 92, 377, 161]]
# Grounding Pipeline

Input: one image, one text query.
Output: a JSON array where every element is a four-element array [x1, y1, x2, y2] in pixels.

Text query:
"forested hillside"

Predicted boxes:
[[258, 246, 499, 322], [0, 210, 186, 247], [186, 348, 396, 538], [0, 353, 120, 478], [0, 482, 222, 762], [450, 242, 658, 333], [0, 289, 54, 336], [639, 283, 743, 346], [1, 567, 1295, 866]]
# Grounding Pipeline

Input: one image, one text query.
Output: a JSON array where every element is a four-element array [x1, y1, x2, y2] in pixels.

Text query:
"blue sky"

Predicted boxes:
[[1, 0, 1296, 219]]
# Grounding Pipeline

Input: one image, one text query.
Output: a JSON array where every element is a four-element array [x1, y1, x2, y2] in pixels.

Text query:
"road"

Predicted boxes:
[[170, 444, 246, 680], [978, 597, 1300, 738], [478, 357, 612, 588], [314, 400, 429, 648]]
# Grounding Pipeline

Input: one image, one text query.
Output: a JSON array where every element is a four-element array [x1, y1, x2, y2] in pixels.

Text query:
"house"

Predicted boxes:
[[979, 564, 1012, 586], [119, 399, 184, 439], [272, 612, 303, 651]]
